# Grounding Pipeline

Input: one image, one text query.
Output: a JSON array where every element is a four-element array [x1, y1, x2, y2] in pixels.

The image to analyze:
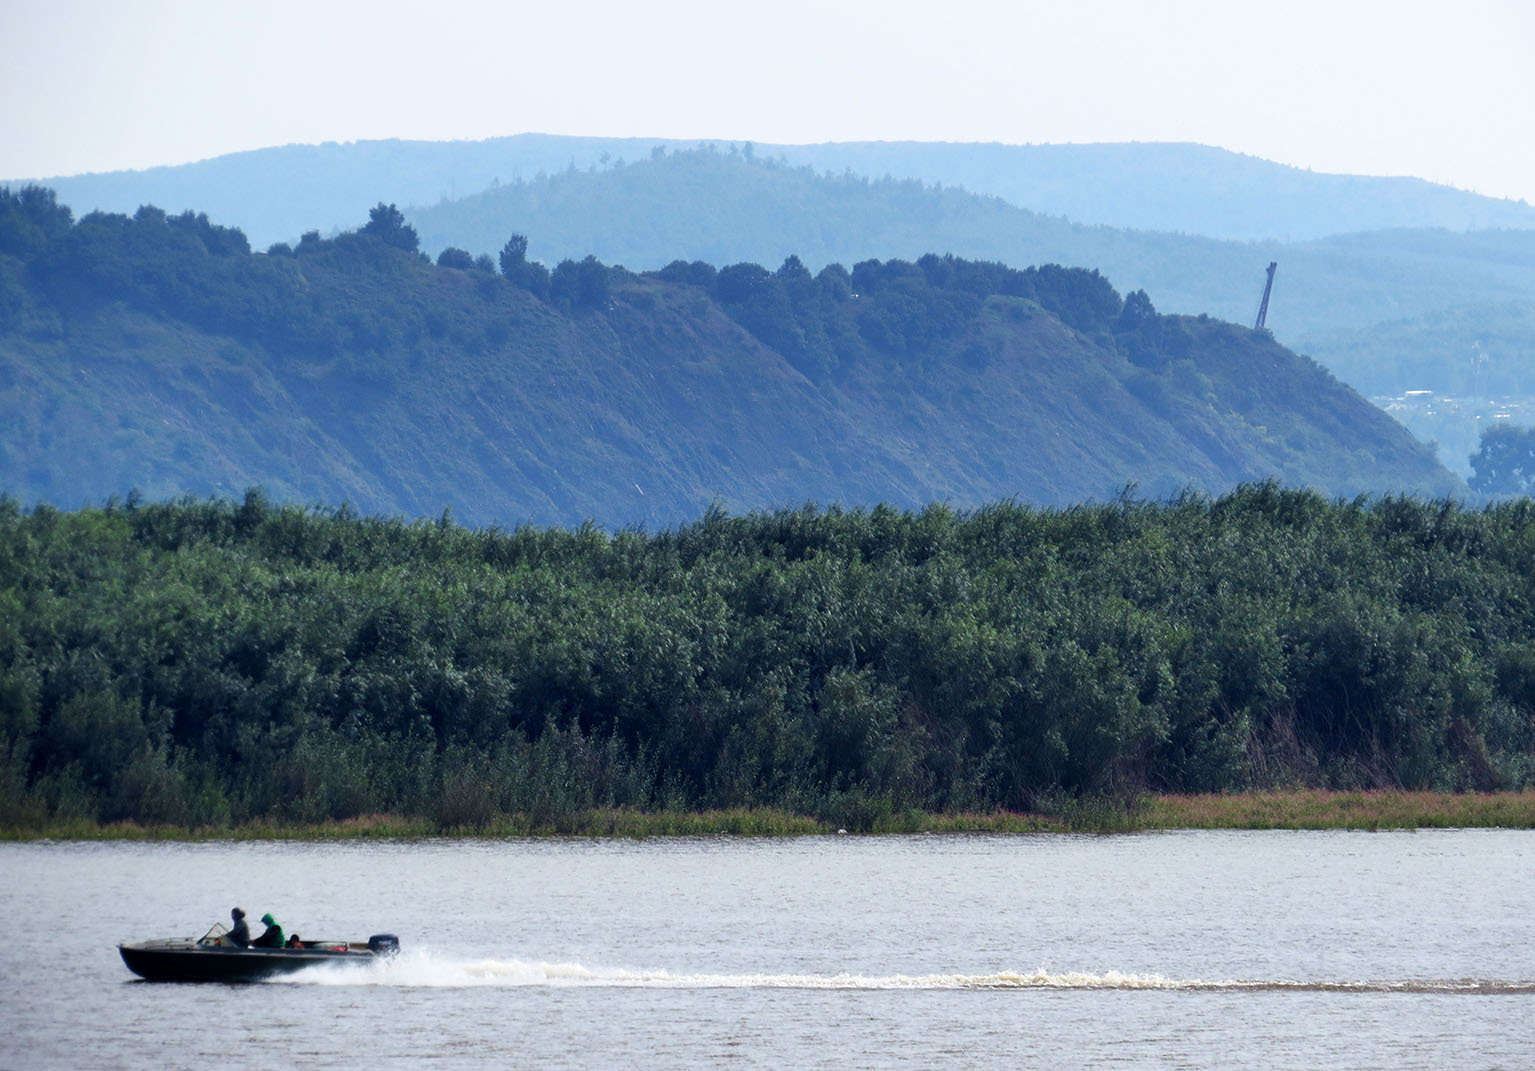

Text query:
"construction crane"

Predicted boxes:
[[1254, 261, 1277, 329]]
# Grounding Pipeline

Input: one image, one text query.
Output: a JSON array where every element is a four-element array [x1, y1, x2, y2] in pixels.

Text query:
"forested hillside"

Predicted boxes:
[[0, 187, 1458, 527], [404, 150, 1535, 479], [4, 488, 1533, 831], [767, 140, 1535, 241], [404, 150, 1535, 397], [23, 140, 1535, 479]]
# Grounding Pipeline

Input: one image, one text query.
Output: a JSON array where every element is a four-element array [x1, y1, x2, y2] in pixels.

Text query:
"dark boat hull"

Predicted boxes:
[[119, 938, 389, 982]]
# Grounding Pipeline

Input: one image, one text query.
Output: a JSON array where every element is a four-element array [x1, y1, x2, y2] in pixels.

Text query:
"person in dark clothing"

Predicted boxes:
[[252, 912, 285, 948], [228, 907, 251, 948]]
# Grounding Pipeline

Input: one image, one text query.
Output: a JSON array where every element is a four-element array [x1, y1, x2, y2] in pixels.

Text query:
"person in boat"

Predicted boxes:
[[285, 934, 304, 949], [228, 907, 251, 948], [251, 912, 285, 948]]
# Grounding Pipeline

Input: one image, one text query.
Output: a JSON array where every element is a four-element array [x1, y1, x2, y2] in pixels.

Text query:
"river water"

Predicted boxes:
[[4, 830, 1532, 1068]]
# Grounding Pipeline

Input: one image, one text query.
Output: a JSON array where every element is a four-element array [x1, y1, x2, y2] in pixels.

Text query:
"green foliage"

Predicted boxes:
[[497, 233, 550, 297], [5, 487, 1535, 830], [700, 251, 1136, 379], [715, 261, 808, 363], [1469, 424, 1535, 495], [657, 259, 717, 288], [361, 202, 419, 253], [436, 247, 476, 270], [550, 254, 611, 312], [0, 186, 74, 259], [498, 233, 528, 274]]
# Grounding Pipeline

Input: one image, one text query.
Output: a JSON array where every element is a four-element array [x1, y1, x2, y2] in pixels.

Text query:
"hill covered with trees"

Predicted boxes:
[[4, 487, 1533, 831], [402, 150, 1535, 396], [0, 188, 1458, 527], [22, 139, 1535, 478], [403, 150, 1535, 479]]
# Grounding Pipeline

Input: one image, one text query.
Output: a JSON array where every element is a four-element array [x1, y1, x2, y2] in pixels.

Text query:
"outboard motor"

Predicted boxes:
[[367, 934, 400, 956]]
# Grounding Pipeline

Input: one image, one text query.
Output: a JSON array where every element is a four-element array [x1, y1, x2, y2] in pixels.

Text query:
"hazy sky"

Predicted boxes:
[[6, 0, 1532, 203]]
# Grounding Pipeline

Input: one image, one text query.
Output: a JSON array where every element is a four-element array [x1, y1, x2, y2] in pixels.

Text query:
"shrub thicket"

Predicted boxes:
[[3, 485, 1533, 829]]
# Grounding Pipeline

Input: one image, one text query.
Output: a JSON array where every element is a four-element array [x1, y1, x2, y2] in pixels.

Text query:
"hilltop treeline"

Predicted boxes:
[[1, 184, 1128, 377], [3, 486, 1533, 830]]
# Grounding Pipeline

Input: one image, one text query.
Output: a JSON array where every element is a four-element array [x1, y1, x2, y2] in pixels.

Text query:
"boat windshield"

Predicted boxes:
[[198, 922, 231, 947]]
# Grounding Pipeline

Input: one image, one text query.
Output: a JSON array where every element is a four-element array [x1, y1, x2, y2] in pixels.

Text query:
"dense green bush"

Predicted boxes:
[[3, 486, 1534, 828], [696, 250, 1126, 379]]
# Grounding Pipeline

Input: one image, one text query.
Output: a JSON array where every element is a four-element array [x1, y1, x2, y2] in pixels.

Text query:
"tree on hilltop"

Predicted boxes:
[[499, 233, 550, 298], [498, 233, 529, 276], [362, 202, 419, 253], [0, 185, 74, 260]]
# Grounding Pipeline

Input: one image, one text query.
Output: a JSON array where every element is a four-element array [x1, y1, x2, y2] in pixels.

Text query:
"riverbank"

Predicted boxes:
[[10, 790, 1535, 840], [1135, 789, 1535, 831]]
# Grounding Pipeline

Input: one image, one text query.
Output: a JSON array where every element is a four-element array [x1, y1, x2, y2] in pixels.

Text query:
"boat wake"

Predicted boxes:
[[276, 953, 1535, 994]]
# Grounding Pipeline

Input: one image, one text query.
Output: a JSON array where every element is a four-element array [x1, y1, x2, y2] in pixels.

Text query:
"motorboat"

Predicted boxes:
[[119, 922, 399, 982]]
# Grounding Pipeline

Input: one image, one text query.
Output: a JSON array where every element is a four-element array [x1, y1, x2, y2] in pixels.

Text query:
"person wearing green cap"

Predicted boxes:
[[251, 912, 285, 948]]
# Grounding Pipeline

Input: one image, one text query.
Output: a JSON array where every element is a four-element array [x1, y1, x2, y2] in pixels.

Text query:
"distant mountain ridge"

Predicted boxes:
[[403, 149, 1535, 359], [0, 190, 1458, 527], [15, 134, 1535, 251], [768, 140, 1535, 241]]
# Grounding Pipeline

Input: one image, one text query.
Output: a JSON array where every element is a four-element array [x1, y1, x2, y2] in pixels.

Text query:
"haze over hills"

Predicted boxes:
[[401, 148, 1535, 363], [401, 150, 1535, 477], [16, 136, 1531, 476], [16, 135, 1535, 250], [764, 140, 1535, 242], [0, 189, 1458, 527]]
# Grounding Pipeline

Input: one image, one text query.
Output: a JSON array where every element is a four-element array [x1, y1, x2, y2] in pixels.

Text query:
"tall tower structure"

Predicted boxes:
[[1254, 261, 1278, 329]]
